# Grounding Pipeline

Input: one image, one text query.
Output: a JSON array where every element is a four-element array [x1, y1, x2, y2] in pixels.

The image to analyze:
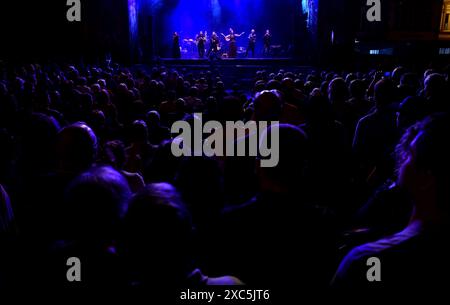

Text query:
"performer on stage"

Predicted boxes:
[[245, 29, 256, 58], [172, 32, 181, 58], [263, 29, 272, 57], [221, 28, 244, 58], [196, 31, 206, 58], [207, 31, 221, 59]]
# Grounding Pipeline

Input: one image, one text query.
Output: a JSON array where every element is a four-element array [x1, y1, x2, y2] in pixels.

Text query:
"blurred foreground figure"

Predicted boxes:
[[333, 114, 450, 292]]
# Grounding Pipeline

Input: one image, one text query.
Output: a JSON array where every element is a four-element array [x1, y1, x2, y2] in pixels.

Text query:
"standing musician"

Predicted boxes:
[[221, 28, 245, 58], [172, 32, 181, 58], [263, 29, 272, 57], [207, 31, 221, 59], [245, 29, 257, 58], [196, 31, 207, 58]]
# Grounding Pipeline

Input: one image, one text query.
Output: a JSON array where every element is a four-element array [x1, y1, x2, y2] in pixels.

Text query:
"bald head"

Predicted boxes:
[[253, 90, 282, 121], [56, 122, 97, 173]]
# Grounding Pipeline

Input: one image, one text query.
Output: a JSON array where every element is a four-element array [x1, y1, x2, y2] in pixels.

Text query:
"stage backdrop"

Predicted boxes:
[[133, 0, 310, 58]]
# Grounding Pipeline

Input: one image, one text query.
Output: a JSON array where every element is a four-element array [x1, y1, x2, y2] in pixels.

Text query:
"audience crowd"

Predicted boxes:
[[0, 61, 449, 294]]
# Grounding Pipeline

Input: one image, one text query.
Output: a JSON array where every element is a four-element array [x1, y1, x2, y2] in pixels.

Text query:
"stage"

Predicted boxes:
[[155, 58, 311, 72], [150, 58, 313, 86]]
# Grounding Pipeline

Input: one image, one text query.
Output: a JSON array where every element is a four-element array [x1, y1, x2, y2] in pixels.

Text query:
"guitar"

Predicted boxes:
[[196, 35, 206, 45], [221, 32, 245, 42]]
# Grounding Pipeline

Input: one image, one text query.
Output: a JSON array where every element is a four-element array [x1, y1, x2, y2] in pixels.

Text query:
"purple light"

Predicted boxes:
[[128, 0, 138, 43]]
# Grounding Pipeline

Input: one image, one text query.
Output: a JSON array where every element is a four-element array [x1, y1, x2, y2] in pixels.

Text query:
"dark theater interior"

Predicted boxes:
[[1, 0, 450, 301]]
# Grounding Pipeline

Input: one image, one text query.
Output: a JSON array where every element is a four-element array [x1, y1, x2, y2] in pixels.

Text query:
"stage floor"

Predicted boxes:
[[158, 57, 299, 66], [144, 58, 313, 89], [155, 57, 311, 72]]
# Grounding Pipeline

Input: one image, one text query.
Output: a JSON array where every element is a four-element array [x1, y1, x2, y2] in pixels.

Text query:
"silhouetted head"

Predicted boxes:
[[253, 90, 282, 121], [374, 79, 395, 107], [21, 113, 61, 174], [254, 80, 266, 93], [397, 114, 450, 222], [146, 110, 161, 127], [129, 120, 148, 143], [328, 78, 349, 104], [349, 79, 366, 100], [400, 73, 420, 90], [175, 98, 186, 113], [175, 157, 223, 226], [267, 79, 282, 91], [424, 73, 446, 99], [257, 124, 308, 193], [392, 66, 406, 86], [64, 166, 131, 239], [121, 183, 193, 285], [424, 73, 448, 112], [396, 96, 428, 131], [304, 94, 333, 123], [56, 122, 97, 174]]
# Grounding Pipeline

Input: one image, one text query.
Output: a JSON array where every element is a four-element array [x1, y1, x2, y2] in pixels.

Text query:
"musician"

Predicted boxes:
[[245, 29, 256, 58], [207, 31, 220, 59], [196, 31, 206, 58], [172, 32, 181, 58], [221, 28, 244, 58], [263, 29, 271, 57]]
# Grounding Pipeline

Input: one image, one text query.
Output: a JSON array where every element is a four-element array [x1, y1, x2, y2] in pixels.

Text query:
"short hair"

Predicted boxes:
[[129, 120, 148, 142], [397, 96, 428, 130], [121, 183, 193, 282], [146, 110, 161, 123], [349, 79, 366, 99], [253, 90, 283, 121], [328, 78, 349, 103], [56, 122, 97, 172], [424, 73, 446, 94], [124, 183, 191, 242], [259, 124, 308, 188], [64, 166, 131, 239], [374, 79, 394, 106]]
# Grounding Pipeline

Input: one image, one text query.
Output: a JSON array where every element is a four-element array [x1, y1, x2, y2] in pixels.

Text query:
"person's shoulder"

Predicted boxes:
[[345, 225, 421, 264], [359, 110, 377, 123], [207, 276, 243, 286], [188, 269, 244, 286], [222, 196, 259, 218], [354, 110, 380, 132], [121, 170, 144, 181]]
